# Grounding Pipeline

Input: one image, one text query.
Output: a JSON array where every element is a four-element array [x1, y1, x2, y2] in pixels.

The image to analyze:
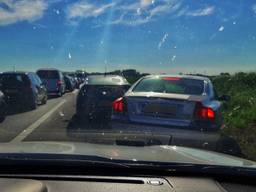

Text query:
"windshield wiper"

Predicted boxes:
[[0, 153, 256, 177]]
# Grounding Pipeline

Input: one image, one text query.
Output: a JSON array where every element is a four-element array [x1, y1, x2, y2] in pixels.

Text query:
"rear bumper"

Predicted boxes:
[[110, 121, 221, 152], [76, 105, 112, 120], [111, 114, 221, 132]]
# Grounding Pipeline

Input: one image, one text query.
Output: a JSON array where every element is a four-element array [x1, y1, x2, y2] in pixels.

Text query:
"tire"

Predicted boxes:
[[42, 95, 47, 105], [29, 97, 38, 110], [30, 101, 37, 110], [0, 116, 5, 123], [58, 91, 63, 97]]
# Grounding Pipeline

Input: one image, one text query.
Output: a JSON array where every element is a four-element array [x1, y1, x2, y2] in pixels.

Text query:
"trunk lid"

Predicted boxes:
[[125, 92, 206, 127]]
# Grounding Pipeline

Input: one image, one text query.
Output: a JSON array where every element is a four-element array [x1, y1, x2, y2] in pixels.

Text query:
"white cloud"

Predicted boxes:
[[140, 0, 153, 8], [185, 6, 214, 17], [67, 1, 115, 19], [66, 0, 215, 26], [0, 0, 48, 26]]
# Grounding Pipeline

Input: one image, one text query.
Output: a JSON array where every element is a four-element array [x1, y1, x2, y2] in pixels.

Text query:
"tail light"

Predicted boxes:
[[112, 97, 126, 113], [194, 102, 215, 120], [57, 80, 62, 87]]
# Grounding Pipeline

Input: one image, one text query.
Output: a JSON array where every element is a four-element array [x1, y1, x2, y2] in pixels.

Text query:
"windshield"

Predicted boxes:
[[1, 0, 256, 172]]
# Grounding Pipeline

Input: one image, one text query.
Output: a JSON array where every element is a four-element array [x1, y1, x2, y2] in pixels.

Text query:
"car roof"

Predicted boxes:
[[143, 74, 211, 82], [86, 75, 130, 85], [0, 71, 34, 75], [36, 68, 60, 72]]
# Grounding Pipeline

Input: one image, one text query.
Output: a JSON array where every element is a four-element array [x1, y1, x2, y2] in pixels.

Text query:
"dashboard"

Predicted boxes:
[[0, 176, 255, 192]]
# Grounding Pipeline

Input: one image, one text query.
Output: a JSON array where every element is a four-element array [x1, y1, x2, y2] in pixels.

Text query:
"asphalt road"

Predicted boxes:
[[0, 89, 242, 156]]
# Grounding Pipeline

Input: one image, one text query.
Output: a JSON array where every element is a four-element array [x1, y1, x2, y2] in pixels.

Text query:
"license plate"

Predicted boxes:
[[143, 103, 177, 115]]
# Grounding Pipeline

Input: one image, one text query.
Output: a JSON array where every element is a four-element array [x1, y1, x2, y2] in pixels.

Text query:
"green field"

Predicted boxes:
[[212, 72, 256, 160]]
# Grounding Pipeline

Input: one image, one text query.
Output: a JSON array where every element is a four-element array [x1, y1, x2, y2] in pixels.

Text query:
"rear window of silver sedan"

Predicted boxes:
[[133, 77, 205, 95]]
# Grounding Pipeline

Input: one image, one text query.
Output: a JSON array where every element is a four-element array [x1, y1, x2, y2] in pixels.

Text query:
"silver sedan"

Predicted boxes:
[[111, 75, 230, 132]]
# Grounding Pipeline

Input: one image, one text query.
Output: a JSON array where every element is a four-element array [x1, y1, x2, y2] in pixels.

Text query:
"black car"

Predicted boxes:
[[64, 75, 75, 92], [76, 75, 130, 123], [0, 90, 7, 122], [0, 72, 48, 110]]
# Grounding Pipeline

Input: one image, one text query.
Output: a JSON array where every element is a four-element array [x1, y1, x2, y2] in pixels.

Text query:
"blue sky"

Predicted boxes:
[[0, 0, 256, 74]]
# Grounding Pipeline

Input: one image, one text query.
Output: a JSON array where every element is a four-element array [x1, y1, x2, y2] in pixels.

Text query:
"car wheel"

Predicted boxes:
[[0, 116, 5, 123], [30, 101, 37, 110], [58, 91, 63, 97], [42, 95, 47, 105], [29, 97, 38, 110]]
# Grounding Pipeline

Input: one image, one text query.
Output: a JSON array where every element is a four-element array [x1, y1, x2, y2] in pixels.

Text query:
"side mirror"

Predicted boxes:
[[218, 95, 231, 102]]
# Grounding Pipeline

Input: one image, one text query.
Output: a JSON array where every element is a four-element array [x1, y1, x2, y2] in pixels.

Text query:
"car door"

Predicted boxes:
[[31, 73, 43, 101], [35, 74, 46, 101], [59, 72, 66, 93]]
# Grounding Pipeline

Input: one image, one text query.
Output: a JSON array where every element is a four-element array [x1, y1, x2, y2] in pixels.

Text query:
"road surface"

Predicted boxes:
[[0, 89, 241, 156]]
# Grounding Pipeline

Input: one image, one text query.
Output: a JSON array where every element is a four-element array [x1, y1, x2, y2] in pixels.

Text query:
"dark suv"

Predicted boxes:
[[76, 75, 130, 123], [0, 72, 47, 110], [36, 69, 65, 97]]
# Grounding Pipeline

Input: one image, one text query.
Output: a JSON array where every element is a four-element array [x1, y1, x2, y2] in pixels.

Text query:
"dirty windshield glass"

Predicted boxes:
[[0, 0, 256, 170]]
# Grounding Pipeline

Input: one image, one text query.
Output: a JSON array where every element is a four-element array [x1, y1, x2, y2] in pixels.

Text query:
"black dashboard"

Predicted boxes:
[[0, 175, 255, 192]]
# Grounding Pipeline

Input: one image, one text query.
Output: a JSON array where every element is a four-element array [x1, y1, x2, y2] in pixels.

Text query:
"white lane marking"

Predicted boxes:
[[11, 99, 66, 143]]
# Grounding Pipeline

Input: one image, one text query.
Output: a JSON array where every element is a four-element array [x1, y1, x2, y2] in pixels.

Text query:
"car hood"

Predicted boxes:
[[0, 141, 255, 168]]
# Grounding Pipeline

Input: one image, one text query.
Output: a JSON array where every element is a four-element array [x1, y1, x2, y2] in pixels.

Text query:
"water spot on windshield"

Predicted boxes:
[[137, 8, 141, 15], [171, 55, 176, 62], [68, 52, 72, 59], [219, 26, 225, 32], [99, 40, 104, 47], [158, 33, 168, 49], [53, 9, 60, 15]]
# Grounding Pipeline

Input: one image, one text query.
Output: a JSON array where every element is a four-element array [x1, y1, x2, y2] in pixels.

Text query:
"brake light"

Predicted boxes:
[[162, 77, 181, 81], [57, 80, 62, 87], [195, 102, 215, 120], [112, 97, 125, 113]]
